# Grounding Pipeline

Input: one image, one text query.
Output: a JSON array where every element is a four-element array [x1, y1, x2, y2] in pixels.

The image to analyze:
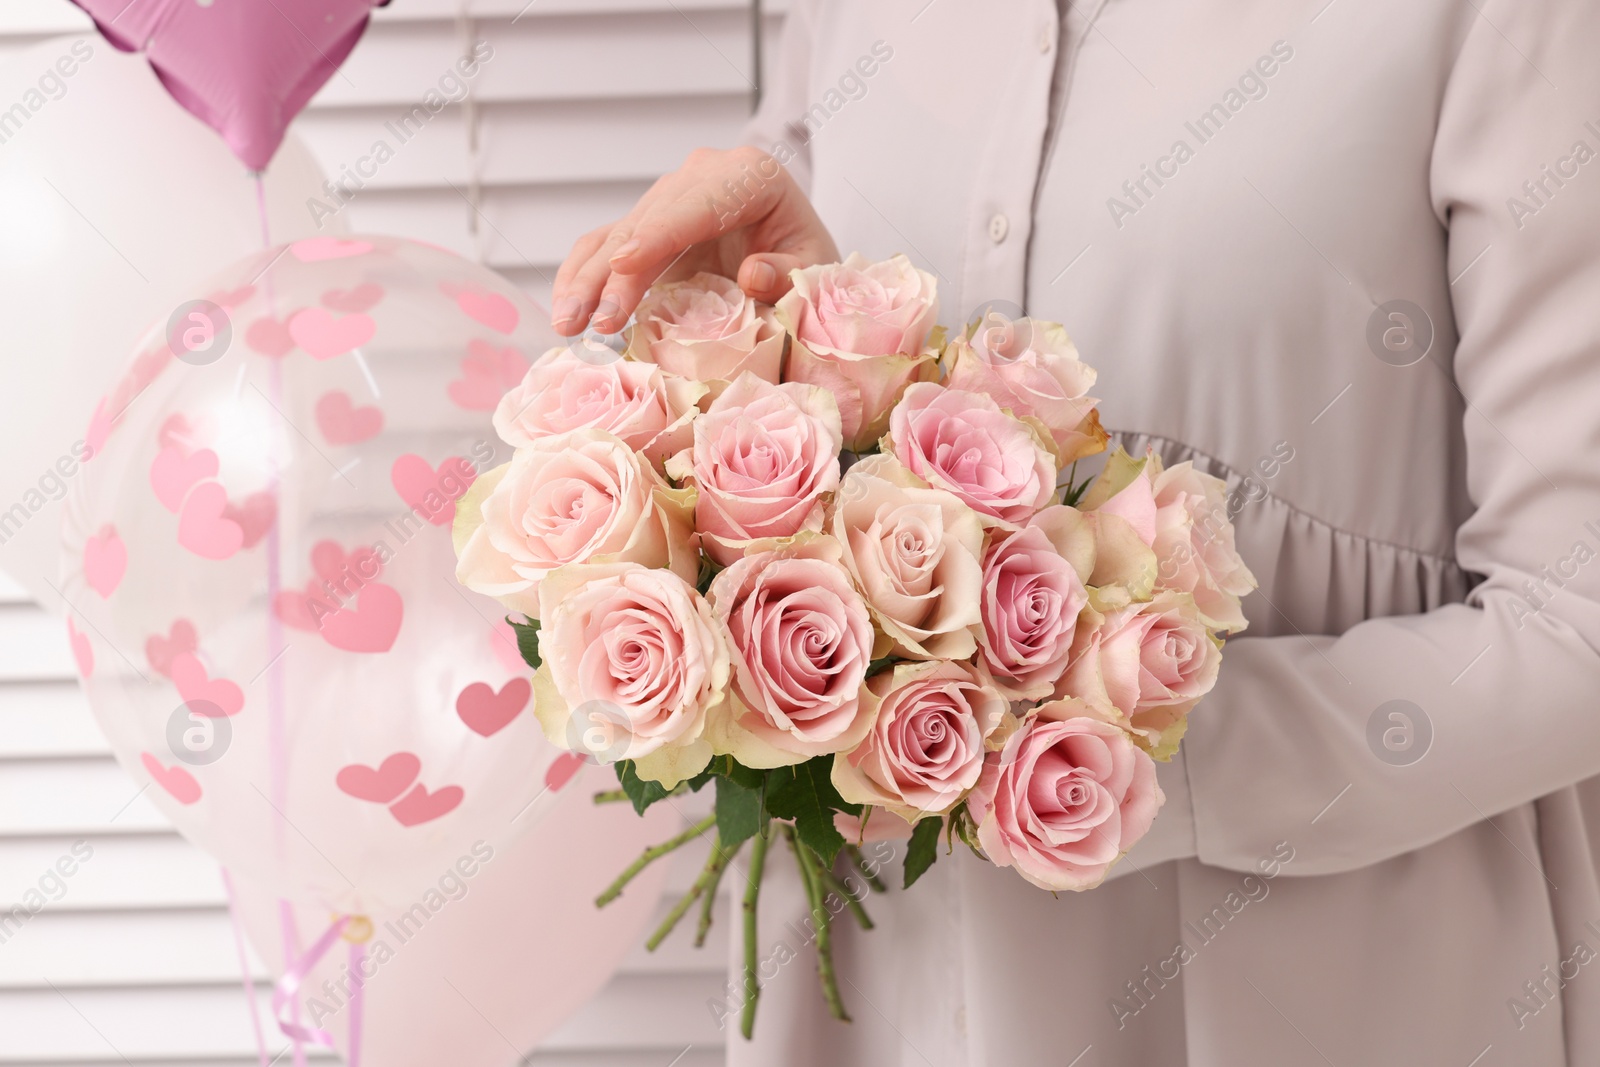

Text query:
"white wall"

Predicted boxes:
[[0, 2, 785, 1063]]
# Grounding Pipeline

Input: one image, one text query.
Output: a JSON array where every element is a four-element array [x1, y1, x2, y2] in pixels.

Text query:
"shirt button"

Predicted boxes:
[[989, 213, 1009, 243], [1038, 25, 1055, 54]]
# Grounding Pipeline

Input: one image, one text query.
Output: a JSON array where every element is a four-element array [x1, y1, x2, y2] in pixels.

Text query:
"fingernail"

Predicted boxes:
[[552, 297, 582, 327], [593, 299, 621, 329], [749, 261, 777, 291], [609, 240, 640, 263]]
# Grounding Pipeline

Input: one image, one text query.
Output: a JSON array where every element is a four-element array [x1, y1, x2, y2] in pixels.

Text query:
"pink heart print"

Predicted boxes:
[[142, 752, 201, 805], [158, 413, 200, 451], [245, 315, 296, 358], [390, 454, 477, 526], [321, 283, 384, 313], [336, 752, 422, 803], [544, 752, 586, 793], [274, 587, 337, 631], [149, 444, 219, 512], [221, 491, 276, 548], [178, 483, 244, 560], [447, 340, 529, 411], [292, 237, 374, 262], [170, 652, 245, 718], [455, 288, 519, 334], [389, 782, 464, 827], [320, 582, 403, 653], [83, 525, 127, 598], [67, 617, 93, 679], [145, 619, 198, 676], [311, 539, 383, 585], [455, 678, 532, 737], [314, 390, 383, 445], [289, 307, 376, 361]]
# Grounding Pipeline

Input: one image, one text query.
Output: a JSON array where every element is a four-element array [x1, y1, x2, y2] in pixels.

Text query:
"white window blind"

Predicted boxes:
[[0, 1, 787, 1062]]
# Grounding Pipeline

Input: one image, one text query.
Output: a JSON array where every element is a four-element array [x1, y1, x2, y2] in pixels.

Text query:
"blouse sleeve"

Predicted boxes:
[[1184, 0, 1600, 876]]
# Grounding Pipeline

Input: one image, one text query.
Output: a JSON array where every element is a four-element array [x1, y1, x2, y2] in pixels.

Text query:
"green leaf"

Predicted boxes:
[[505, 615, 541, 670], [764, 758, 859, 866], [904, 816, 942, 889], [1060, 461, 1087, 507], [721, 756, 765, 791], [695, 554, 722, 596], [715, 776, 763, 849], [615, 761, 671, 815], [866, 657, 896, 678]]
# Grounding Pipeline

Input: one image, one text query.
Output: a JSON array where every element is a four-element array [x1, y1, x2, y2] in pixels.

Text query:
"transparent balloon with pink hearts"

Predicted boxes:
[[60, 234, 583, 914]]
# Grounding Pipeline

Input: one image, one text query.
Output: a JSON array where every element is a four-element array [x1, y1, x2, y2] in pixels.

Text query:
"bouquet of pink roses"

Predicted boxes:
[[452, 254, 1255, 1036]]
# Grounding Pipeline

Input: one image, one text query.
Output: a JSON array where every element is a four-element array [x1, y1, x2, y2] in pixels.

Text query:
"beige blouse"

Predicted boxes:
[[730, 1, 1600, 1064]]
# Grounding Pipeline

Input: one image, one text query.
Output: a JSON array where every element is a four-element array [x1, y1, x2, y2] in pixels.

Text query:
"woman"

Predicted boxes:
[[554, 2, 1600, 1063]]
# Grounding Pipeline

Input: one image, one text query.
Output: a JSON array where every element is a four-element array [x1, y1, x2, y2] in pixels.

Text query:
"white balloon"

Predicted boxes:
[[63, 235, 565, 912], [232, 764, 682, 1067], [0, 34, 337, 608]]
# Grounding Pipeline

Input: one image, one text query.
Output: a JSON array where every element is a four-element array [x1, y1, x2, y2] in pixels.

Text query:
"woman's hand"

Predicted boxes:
[[551, 146, 839, 336]]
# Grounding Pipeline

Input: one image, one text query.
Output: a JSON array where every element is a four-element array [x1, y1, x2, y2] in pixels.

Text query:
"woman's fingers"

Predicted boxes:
[[554, 224, 646, 335], [738, 253, 804, 303], [551, 146, 836, 334], [550, 227, 607, 333], [608, 147, 797, 275]]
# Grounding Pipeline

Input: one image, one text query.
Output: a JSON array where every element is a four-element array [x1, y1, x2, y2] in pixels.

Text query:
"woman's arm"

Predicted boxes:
[[1185, 0, 1600, 876]]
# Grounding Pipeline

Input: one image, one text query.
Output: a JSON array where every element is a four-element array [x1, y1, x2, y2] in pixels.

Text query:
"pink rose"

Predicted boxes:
[[832, 661, 1007, 823], [776, 253, 941, 449], [942, 314, 1107, 464], [885, 383, 1057, 529], [1151, 461, 1257, 633], [970, 703, 1163, 891], [1055, 591, 1221, 758], [831, 454, 985, 660], [977, 509, 1090, 700], [704, 537, 876, 767], [453, 429, 698, 617], [1074, 448, 1162, 603], [666, 373, 842, 566], [531, 562, 730, 787], [493, 346, 702, 466], [1081, 448, 1159, 545], [626, 271, 786, 385]]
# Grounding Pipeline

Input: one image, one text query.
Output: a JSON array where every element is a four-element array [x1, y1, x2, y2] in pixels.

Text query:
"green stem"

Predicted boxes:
[[695, 839, 734, 948], [787, 827, 850, 1023], [740, 828, 771, 1040], [643, 837, 717, 951], [595, 814, 715, 908], [815, 863, 874, 931], [591, 789, 628, 805], [844, 844, 886, 894]]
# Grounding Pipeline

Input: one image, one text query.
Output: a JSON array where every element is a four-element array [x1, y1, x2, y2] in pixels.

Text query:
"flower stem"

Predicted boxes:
[[844, 844, 886, 893], [740, 828, 771, 1040], [595, 814, 715, 908], [591, 789, 628, 805], [695, 839, 734, 948], [787, 827, 850, 1023], [815, 864, 874, 931], [646, 834, 730, 951]]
